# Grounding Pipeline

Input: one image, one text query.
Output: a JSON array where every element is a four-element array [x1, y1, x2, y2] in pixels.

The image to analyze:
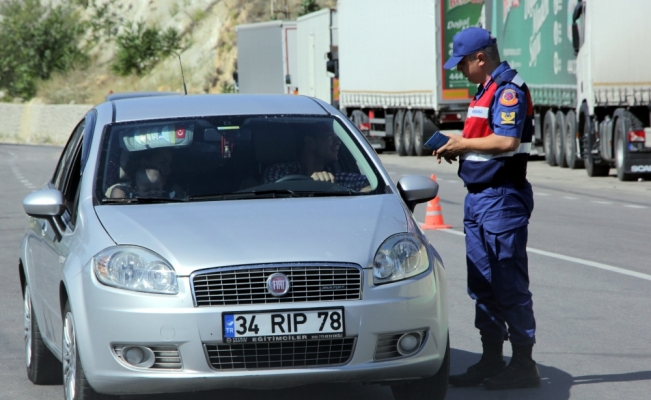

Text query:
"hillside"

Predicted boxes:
[[29, 0, 334, 105]]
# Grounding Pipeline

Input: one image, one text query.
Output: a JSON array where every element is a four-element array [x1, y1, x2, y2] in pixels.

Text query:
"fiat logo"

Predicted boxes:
[[266, 273, 290, 297]]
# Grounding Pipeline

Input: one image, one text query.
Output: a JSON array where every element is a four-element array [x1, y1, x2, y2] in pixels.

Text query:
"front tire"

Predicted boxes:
[[554, 110, 568, 167], [24, 285, 62, 385], [583, 116, 610, 177], [615, 116, 634, 181], [403, 110, 416, 156], [391, 333, 450, 400], [413, 111, 429, 156], [543, 110, 557, 166], [564, 110, 584, 169], [63, 302, 118, 400], [394, 110, 407, 156]]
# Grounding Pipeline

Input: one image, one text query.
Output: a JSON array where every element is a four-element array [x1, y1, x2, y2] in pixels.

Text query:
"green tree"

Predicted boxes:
[[299, 0, 321, 16], [111, 22, 182, 76], [0, 0, 88, 99], [88, 0, 122, 44]]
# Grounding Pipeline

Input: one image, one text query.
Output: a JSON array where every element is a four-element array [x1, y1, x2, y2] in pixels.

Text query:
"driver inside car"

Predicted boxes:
[[107, 147, 186, 199], [262, 124, 371, 192]]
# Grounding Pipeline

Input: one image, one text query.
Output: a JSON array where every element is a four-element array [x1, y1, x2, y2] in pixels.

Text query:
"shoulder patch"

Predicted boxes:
[[500, 112, 516, 125], [499, 89, 518, 106]]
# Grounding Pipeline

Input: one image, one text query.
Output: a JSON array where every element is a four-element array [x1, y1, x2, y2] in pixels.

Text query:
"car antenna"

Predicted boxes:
[[174, 52, 187, 95]]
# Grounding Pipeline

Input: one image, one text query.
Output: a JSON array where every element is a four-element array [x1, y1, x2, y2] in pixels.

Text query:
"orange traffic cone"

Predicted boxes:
[[421, 175, 451, 230]]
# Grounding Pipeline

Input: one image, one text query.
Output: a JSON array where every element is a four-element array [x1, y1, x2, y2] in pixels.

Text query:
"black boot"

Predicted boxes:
[[482, 343, 541, 390], [449, 337, 506, 387]]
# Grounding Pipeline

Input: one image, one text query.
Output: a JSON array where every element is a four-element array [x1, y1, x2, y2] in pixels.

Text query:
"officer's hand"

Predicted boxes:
[[434, 134, 464, 161], [311, 171, 336, 183], [435, 153, 457, 164]]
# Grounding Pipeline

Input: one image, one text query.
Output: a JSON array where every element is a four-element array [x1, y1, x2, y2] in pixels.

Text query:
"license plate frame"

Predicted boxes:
[[222, 307, 345, 343]]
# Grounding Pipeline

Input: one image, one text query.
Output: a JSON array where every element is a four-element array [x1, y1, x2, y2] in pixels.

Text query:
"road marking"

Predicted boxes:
[[10, 164, 36, 190], [426, 227, 651, 282], [532, 195, 647, 209]]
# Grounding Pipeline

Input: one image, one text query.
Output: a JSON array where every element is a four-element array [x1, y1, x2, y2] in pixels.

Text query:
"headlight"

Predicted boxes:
[[93, 246, 178, 294], [373, 233, 430, 284]]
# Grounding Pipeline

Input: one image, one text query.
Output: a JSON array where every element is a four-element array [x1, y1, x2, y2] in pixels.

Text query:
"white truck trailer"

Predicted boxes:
[[296, 8, 338, 105], [571, 0, 651, 180], [236, 20, 299, 95], [489, 0, 651, 180], [335, 0, 486, 155]]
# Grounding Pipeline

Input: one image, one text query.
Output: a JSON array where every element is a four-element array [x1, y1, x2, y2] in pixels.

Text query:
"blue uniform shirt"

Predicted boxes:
[[482, 62, 529, 141]]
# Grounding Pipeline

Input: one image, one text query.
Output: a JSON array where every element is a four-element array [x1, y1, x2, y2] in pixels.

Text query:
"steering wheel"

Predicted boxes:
[[275, 174, 312, 183]]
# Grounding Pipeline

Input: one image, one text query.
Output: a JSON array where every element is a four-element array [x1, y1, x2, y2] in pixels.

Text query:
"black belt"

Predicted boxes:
[[466, 180, 526, 193]]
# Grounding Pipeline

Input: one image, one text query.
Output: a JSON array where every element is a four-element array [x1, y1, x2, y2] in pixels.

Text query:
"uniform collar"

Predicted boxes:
[[475, 61, 512, 99]]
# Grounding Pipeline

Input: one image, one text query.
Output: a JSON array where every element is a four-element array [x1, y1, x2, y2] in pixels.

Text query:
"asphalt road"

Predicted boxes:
[[2, 143, 651, 399]]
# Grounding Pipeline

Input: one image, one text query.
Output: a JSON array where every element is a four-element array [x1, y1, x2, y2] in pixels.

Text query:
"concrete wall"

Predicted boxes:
[[0, 103, 93, 146]]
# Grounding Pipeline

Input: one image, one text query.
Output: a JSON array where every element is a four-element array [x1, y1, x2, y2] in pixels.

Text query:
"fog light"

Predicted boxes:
[[397, 332, 422, 356], [119, 346, 156, 368], [125, 347, 144, 364]]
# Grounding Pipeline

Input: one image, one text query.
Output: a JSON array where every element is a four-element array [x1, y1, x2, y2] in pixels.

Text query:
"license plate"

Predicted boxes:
[[222, 308, 345, 343]]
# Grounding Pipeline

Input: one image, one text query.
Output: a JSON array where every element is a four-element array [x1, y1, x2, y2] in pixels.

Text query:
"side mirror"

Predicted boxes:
[[571, 23, 580, 56], [397, 175, 439, 213], [23, 189, 65, 242], [571, 1, 583, 56], [23, 189, 64, 218]]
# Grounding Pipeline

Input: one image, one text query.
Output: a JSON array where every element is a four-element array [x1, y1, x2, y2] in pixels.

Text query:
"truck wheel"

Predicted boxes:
[[543, 110, 557, 166], [554, 111, 568, 168], [583, 116, 610, 177], [391, 333, 450, 400], [394, 110, 407, 156], [615, 116, 634, 181], [413, 111, 429, 156], [403, 110, 415, 156], [564, 110, 584, 169], [24, 284, 62, 385]]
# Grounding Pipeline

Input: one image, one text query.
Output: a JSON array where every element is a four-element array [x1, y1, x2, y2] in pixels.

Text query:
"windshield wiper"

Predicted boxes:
[[185, 189, 362, 202], [300, 190, 360, 197], [251, 189, 299, 197], [101, 196, 188, 204], [101, 198, 139, 204]]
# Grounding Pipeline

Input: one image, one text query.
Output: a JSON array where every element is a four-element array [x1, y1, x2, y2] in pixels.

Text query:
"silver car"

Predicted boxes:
[[19, 94, 449, 400]]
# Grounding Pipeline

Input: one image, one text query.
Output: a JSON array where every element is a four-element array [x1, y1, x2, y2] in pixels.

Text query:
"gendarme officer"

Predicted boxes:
[[435, 27, 540, 390]]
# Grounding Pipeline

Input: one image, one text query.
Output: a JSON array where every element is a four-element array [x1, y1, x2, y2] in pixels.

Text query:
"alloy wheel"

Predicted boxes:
[[63, 312, 76, 400], [24, 287, 32, 367]]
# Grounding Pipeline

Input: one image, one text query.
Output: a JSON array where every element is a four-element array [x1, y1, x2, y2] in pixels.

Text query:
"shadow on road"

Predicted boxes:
[[446, 348, 651, 400]]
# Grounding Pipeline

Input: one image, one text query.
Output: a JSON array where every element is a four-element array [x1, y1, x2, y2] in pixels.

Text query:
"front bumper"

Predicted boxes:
[[69, 262, 448, 395]]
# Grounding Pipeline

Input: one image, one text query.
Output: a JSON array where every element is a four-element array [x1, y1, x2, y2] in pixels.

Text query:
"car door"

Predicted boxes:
[[37, 111, 95, 347]]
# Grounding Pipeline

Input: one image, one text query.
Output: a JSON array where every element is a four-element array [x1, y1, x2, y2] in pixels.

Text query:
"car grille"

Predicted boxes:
[[150, 346, 183, 369], [374, 333, 404, 360], [191, 263, 363, 306], [204, 338, 356, 370]]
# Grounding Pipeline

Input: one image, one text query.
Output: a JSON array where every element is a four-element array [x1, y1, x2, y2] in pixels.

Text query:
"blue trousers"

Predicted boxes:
[[464, 184, 536, 345]]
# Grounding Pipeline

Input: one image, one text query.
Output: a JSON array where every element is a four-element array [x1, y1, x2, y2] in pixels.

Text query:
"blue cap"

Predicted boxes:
[[444, 27, 497, 70]]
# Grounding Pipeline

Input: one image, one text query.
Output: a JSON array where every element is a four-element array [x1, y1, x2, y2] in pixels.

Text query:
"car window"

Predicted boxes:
[[95, 115, 386, 203], [53, 119, 85, 191], [80, 110, 97, 172], [50, 117, 86, 227]]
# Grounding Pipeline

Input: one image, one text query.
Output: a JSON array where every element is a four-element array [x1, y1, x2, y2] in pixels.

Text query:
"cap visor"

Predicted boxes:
[[444, 56, 463, 70]]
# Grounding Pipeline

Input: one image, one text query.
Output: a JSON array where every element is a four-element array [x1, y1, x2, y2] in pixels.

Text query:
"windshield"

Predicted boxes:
[[95, 115, 386, 203]]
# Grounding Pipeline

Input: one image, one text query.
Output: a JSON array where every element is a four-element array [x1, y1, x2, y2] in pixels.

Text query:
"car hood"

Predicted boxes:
[[94, 195, 408, 276]]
